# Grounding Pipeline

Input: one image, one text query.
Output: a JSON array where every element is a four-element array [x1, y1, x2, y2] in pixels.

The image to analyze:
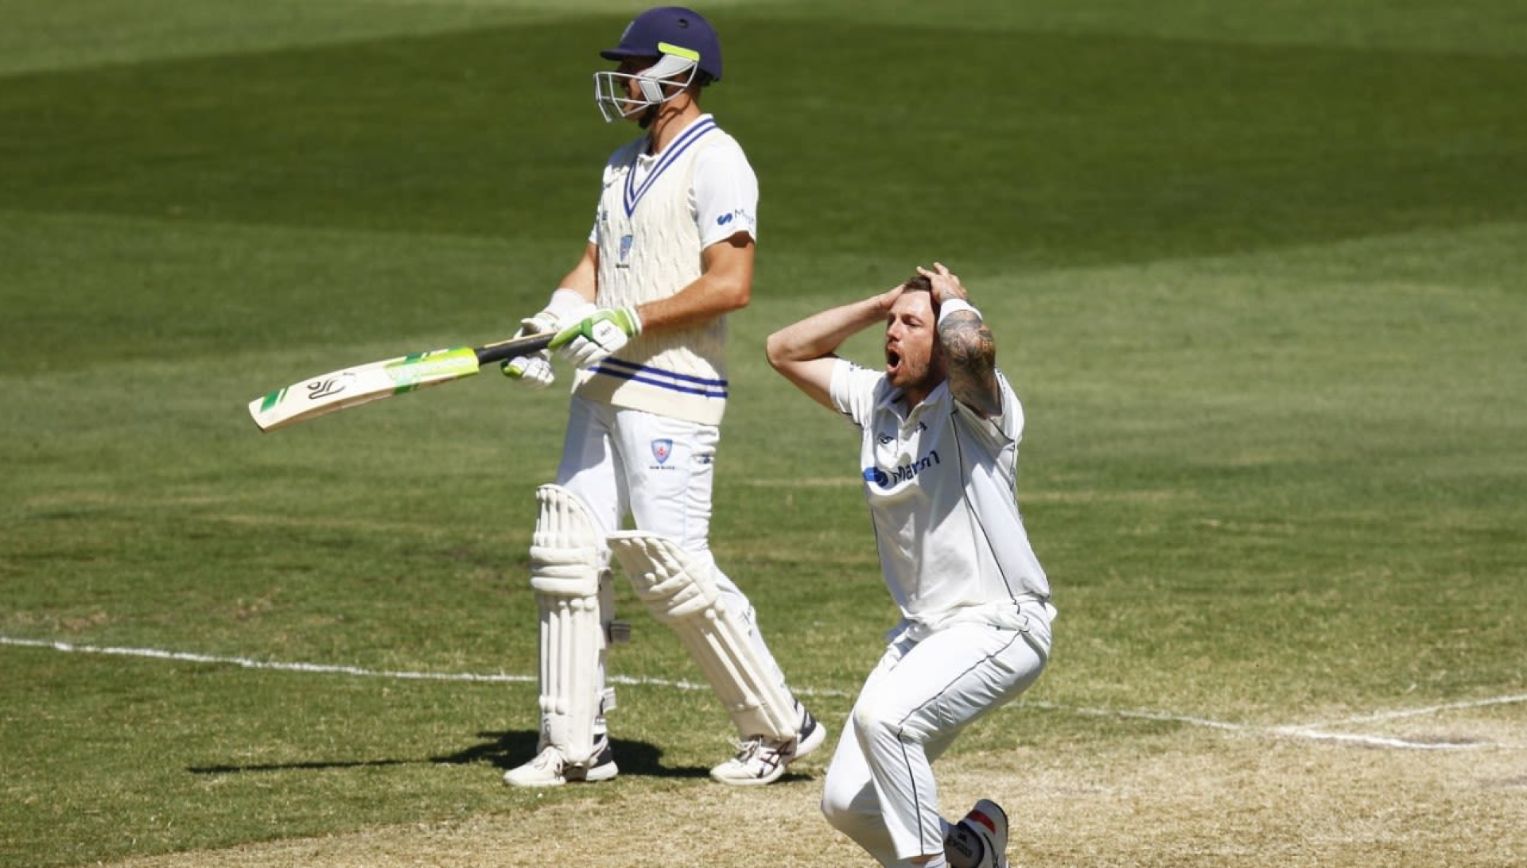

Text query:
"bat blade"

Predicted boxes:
[[247, 331, 555, 432], [248, 347, 481, 432]]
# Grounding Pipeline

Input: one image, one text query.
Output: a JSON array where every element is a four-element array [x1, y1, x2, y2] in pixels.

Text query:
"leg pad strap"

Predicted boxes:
[[609, 531, 797, 740]]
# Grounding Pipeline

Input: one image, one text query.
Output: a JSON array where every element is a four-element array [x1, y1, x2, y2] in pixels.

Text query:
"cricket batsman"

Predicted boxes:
[[766, 264, 1056, 867], [497, 6, 824, 788]]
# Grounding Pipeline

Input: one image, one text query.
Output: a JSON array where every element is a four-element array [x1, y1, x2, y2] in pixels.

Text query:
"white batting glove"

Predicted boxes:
[[550, 307, 642, 368], [500, 312, 559, 389], [501, 290, 595, 387]]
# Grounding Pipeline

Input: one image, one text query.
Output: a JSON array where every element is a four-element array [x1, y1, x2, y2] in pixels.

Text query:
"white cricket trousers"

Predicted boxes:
[[554, 395, 789, 696], [821, 614, 1051, 866]]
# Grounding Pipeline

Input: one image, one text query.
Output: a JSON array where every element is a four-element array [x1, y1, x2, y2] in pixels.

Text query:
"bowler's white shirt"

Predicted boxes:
[[830, 360, 1051, 634]]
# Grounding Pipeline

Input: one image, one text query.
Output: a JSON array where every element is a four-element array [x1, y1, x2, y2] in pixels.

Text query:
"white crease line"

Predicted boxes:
[[1313, 693, 1527, 726], [1268, 726, 1490, 751], [1011, 701, 1508, 752], [0, 635, 851, 697], [2, 635, 1510, 749], [1, 636, 536, 684], [1016, 699, 1247, 732]]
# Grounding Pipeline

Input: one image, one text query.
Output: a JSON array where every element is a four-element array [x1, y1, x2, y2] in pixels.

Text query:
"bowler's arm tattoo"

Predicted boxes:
[[938, 311, 1002, 418]]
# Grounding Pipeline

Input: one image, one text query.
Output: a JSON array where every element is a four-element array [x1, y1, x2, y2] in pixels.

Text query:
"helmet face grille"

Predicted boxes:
[[592, 58, 699, 123]]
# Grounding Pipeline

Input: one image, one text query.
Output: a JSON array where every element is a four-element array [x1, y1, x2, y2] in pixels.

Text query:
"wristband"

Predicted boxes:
[[937, 298, 981, 325], [544, 288, 591, 319]]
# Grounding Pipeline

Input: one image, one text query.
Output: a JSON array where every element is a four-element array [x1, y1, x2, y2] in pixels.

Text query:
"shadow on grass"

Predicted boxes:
[[187, 730, 715, 780], [436, 729, 712, 780]]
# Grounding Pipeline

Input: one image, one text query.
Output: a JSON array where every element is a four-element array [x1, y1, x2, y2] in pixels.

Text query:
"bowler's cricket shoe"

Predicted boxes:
[[709, 703, 826, 786], [502, 737, 618, 788], [945, 798, 1010, 868]]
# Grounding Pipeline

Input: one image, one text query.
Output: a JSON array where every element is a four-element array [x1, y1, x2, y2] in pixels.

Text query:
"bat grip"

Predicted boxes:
[[475, 332, 556, 367]]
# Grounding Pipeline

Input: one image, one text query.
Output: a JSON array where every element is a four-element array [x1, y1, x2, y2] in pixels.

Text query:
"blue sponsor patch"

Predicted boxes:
[[619, 233, 634, 262], [863, 450, 940, 489], [716, 212, 733, 226]]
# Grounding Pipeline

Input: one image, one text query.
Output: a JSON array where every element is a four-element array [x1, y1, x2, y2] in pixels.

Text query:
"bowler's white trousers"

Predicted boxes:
[[554, 395, 789, 719], [821, 606, 1053, 866]]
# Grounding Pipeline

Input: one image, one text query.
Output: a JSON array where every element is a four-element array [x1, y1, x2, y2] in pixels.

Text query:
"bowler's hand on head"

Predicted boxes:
[[876, 281, 908, 315], [917, 262, 968, 307]]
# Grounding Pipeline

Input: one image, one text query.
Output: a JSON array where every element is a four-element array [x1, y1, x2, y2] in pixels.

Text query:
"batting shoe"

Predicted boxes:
[[945, 798, 1010, 868], [502, 737, 618, 788], [709, 704, 827, 786]]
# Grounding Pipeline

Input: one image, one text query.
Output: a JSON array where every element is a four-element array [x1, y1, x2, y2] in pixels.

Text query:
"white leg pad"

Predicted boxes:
[[530, 484, 607, 764], [608, 531, 797, 740]]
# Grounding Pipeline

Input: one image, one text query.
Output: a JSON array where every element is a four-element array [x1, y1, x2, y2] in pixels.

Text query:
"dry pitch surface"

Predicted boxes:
[[111, 706, 1526, 867]]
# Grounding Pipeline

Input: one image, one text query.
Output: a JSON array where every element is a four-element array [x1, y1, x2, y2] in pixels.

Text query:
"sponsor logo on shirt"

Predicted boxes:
[[716, 208, 752, 228], [618, 233, 634, 268], [862, 450, 940, 489]]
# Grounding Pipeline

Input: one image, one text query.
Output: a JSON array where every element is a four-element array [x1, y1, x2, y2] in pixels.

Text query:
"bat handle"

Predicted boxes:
[[475, 332, 556, 367]]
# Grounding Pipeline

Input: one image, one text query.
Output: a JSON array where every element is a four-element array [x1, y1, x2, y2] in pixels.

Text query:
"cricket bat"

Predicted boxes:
[[248, 332, 555, 432]]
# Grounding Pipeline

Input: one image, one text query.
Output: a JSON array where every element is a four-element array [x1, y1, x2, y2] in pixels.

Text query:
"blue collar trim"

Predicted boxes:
[[623, 117, 718, 217]]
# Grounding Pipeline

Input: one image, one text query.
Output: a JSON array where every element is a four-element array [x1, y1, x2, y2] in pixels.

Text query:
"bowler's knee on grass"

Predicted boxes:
[[819, 682, 946, 865], [821, 761, 898, 863]]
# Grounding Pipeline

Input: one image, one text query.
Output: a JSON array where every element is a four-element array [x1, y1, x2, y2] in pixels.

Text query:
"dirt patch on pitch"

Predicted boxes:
[[110, 725, 1526, 868], [107, 780, 866, 868], [998, 729, 1527, 866]]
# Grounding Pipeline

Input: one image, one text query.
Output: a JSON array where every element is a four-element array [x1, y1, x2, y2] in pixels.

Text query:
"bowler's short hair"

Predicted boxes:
[[901, 274, 933, 294]]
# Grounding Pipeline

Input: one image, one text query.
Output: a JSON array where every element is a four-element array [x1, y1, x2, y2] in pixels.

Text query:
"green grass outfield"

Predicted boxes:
[[2, 1, 1525, 865]]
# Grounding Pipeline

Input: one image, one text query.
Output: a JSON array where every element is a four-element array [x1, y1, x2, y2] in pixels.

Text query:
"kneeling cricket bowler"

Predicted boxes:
[[766, 264, 1055, 868]]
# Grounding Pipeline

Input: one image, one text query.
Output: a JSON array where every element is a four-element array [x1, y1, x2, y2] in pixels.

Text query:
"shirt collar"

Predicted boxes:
[[880, 379, 949, 421], [639, 113, 715, 161]]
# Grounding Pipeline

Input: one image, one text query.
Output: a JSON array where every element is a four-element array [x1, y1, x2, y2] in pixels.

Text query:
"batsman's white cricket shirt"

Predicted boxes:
[[830, 360, 1052, 636], [575, 113, 758, 425]]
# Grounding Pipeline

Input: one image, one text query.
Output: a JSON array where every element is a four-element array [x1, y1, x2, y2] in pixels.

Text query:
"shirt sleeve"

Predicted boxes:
[[691, 138, 759, 247], [828, 359, 884, 429], [953, 370, 1024, 446], [995, 371, 1024, 442]]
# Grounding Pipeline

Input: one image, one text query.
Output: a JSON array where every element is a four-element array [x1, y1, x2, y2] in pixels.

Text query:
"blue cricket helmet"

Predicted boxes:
[[600, 6, 723, 83]]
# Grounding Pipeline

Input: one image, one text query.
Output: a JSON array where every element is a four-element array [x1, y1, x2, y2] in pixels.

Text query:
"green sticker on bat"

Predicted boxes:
[[259, 387, 287, 411], [383, 348, 478, 387]]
